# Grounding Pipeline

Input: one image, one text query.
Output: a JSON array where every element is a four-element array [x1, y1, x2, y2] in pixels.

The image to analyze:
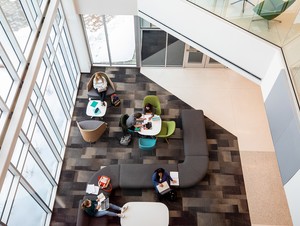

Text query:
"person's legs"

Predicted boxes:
[[95, 210, 119, 217], [95, 89, 105, 102], [95, 88, 102, 100], [102, 91, 107, 102], [100, 91, 105, 102], [108, 203, 122, 212]]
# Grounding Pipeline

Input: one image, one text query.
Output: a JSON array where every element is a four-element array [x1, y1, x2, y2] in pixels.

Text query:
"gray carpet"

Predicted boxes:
[[50, 66, 250, 226]]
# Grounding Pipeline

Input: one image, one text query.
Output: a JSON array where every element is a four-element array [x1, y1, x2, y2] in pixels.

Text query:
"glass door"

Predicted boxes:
[[183, 45, 225, 68], [204, 55, 225, 68], [183, 45, 205, 67]]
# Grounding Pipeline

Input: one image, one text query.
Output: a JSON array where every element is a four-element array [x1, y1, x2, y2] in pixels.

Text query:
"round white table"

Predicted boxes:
[[120, 202, 169, 226], [86, 100, 107, 118], [138, 114, 162, 136]]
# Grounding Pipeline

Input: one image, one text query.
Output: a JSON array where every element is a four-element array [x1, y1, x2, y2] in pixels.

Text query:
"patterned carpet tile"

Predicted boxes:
[[50, 67, 250, 226]]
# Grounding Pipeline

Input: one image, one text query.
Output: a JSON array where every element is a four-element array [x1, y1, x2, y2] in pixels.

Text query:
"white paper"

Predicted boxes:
[[170, 171, 179, 186], [156, 181, 171, 194], [97, 193, 106, 202], [86, 184, 99, 195]]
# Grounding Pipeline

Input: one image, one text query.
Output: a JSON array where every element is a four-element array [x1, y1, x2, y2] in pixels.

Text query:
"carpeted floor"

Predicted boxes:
[[50, 67, 251, 226]]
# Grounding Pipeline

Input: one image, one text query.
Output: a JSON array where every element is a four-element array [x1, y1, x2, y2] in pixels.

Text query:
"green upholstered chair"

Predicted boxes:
[[143, 95, 161, 115], [156, 121, 176, 144], [252, 0, 295, 28]]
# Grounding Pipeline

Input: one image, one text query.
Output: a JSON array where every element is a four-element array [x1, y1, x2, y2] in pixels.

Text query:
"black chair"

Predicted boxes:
[[119, 114, 129, 135]]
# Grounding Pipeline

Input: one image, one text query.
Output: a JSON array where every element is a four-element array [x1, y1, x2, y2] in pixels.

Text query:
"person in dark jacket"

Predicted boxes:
[[126, 112, 145, 130], [152, 168, 176, 200], [152, 168, 175, 190], [143, 103, 156, 120], [81, 198, 127, 218]]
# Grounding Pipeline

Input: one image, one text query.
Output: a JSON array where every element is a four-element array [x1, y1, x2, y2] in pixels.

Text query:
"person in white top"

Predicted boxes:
[[93, 72, 108, 106]]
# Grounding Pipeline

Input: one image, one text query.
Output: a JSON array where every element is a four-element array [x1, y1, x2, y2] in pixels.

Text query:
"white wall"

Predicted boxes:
[[138, 0, 282, 83], [260, 51, 287, 100], [73, 0, 138, 15], [61, 0, 91, 72], [285, 169, 300, 226]]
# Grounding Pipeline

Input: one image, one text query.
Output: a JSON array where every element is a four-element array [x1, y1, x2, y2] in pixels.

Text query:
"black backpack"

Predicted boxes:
[[167, 190, 177, 201], [111, 94, 120, 107]]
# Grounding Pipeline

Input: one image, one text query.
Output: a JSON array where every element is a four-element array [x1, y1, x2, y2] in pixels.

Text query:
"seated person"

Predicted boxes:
[[81, 198, 128, 218], [152, 168, 176, 200], [143, 103, 156, 119], [93, 72, 108, 106], [126, 112, 145, 131]]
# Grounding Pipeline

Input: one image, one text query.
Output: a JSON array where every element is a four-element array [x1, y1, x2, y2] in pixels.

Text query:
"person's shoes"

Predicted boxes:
[[118, 214, 125, 218], [121, 206, 128, 213]]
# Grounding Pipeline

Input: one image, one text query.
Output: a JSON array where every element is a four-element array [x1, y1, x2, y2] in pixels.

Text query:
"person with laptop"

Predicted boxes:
[[152, 168, 177, 201], [81, 197, 128, 218], [126, 112, 145, 131]]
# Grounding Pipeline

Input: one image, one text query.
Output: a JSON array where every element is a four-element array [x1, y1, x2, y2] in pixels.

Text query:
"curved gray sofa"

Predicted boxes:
[[87, 109, 208, 189], [76, 109, 208, 226]]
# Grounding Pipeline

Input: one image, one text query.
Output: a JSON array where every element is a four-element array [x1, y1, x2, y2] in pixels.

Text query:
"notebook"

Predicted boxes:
[[170, 171, 179, 186], [156, 181, 171, 195], [86, 184, 99, 195], [151, 116, 160, 121], [90, 101, 98, 108]]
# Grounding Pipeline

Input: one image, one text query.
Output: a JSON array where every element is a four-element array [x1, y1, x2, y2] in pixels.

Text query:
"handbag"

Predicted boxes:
[[98, 175, 111, 189]]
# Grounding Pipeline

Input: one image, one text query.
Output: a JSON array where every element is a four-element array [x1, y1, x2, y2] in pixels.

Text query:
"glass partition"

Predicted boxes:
[[186, 0, 300, 106]]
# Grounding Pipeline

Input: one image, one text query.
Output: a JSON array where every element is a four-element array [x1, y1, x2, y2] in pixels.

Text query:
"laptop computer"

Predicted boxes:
[[98, 197, 110, 211]]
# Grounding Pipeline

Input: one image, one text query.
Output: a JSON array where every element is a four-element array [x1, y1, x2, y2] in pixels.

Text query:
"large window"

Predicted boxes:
[[7, 184, 47, 226], [0, 0, 32, 52], [0, 1, 80, 226], [83, 15, 136, 66]]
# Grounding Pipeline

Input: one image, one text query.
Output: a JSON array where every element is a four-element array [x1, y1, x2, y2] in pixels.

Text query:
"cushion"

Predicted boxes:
[[181, 109, 208, 156], [119, 164, 178, 188], [78, 120, 104, 130], [88, 165, 120, 189], [178, 156, 208, 188]]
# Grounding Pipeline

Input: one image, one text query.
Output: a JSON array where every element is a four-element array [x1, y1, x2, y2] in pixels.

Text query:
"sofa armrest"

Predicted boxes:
[[182, 109, 208, 156], [102, 73, 116, 91], [87, 74, 95, 92], [178, 156, 208, 188]]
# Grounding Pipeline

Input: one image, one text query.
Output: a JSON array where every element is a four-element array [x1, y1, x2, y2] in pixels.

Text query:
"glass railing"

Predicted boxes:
[[187, 0, 300, 106]]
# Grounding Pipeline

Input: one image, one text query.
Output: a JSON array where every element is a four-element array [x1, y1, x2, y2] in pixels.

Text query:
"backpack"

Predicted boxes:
[[120, 134, 132, 146], [111, 94, 121, 107]]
